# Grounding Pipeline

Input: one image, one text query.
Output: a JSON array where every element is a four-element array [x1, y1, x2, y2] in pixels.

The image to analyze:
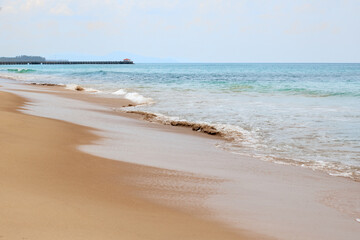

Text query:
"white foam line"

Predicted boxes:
[[112, 88, 153, 104]]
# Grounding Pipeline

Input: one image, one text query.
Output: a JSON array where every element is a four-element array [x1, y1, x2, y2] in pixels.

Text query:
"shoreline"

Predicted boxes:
[[0, 88, 262, 239], [1, 78, 360, 239], [23, 80, 360, 182]]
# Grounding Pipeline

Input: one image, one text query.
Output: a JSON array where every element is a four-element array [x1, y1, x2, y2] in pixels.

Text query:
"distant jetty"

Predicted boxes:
[[0, 55, 134, 65]]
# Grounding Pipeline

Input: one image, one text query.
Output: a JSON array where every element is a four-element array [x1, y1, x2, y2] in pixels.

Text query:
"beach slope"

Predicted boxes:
[[0, 90, 262, 240]]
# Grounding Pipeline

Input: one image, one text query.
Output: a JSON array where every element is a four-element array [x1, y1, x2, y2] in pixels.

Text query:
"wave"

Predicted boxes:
[[0, 74, 19, 80], [272, 87, 359, 97], [28, 83, 153, 105], [123, 110, 247, 137], [112, 89, 153, 104], [65, 84, 100, 93], [68, 70, 108, 77], [123, 109, 360, 182], [7, 69, 36, 74], [113, 89, 127, 95], [275, 87, 360, 97], [127, 111, 221, 135], [226, 84, 360, 97], [6, 76, 153, 105]]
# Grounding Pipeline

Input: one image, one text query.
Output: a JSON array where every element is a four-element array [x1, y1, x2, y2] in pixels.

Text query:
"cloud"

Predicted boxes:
[[20, 0, 45, 11], [295, 3, 314, 13], [49, 4, 73, 16], [86, 21, 106, 31], [1, 0, 73, 15], [260, 4, 284, 20], [1, 0, 46, 14], [285, 21, 331, 35]]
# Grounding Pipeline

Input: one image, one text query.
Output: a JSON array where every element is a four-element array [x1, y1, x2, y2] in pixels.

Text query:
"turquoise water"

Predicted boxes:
[[1, 63, 359, 179]]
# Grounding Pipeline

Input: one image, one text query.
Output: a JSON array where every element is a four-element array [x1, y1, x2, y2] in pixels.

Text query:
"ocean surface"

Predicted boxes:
[[1, 63, 359, 180]]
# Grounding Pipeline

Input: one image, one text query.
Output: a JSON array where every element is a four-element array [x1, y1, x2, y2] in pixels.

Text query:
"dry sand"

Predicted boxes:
[[0, 90, 267, 240]]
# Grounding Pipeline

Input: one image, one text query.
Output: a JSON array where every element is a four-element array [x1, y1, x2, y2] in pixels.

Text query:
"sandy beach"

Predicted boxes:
[[1, 79, 360, 240], [0, 87, 267, 239], [1, 0, 360, 238]]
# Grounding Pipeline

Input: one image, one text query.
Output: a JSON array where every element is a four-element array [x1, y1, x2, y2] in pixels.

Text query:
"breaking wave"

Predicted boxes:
[[7, 69, 36, 74], [122, 109, 360, 182], [65, 84, 100, 93], [0, 74, 19, 80], [112, 89, 153, 104], [22, 82, 153, 105]]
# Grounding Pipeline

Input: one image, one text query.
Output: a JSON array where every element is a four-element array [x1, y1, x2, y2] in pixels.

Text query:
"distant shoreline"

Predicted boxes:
[[0, 60, 133, 65]]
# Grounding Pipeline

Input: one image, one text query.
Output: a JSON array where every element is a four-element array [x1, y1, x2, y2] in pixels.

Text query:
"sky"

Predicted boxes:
[[0, 0, 359, 62]]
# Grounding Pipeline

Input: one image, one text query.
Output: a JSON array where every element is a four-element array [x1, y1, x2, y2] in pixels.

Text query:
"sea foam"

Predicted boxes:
[[113, 89, 153, 104], [113, 89, 127, 95], [65, 84, 100, 93]]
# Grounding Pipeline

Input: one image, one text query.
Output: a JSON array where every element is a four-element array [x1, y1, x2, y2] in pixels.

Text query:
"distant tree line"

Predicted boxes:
[[0, 55, 46, 62]]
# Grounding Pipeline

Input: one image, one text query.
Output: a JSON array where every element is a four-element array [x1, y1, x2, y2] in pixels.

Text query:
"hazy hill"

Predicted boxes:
[[0, 55, 46, 62]]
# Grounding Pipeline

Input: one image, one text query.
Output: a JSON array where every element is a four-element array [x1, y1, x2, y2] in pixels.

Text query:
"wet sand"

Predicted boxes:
[[1, 79, 360, 240], [0, 89, 265, 239]]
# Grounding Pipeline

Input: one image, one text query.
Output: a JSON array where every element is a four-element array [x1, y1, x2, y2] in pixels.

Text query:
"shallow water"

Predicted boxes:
[[1, 63, 359, 179]]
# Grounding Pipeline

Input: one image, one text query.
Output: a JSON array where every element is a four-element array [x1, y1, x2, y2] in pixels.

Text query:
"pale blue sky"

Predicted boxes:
[[0, 0, 359, 62]]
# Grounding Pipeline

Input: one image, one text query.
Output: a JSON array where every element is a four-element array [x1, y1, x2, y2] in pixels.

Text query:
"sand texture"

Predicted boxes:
[[0, 90, 266, 240]]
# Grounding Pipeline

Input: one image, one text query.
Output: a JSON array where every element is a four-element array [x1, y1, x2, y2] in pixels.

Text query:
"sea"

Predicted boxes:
[[1, 63, 359, 180]]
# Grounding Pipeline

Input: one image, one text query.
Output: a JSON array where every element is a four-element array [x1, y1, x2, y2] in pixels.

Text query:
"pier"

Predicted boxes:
[[0, 61, 133, 65]]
